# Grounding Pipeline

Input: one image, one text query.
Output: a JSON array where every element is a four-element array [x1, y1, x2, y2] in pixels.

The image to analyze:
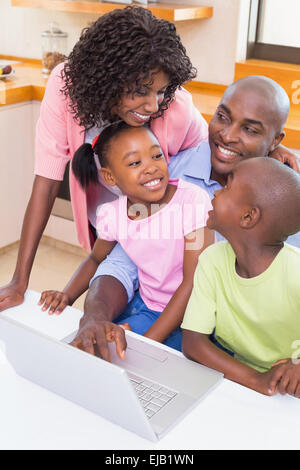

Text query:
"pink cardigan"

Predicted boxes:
[[34, 63, 208, 251]]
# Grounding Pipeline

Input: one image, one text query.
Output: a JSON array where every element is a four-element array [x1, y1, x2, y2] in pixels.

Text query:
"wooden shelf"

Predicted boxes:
[[11, 0, 213, 22]]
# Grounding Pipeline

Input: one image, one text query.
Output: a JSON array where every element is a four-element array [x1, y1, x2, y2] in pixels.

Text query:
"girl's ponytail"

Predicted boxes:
[[72, 121, 135, 189], [72, 143, 99, 189]]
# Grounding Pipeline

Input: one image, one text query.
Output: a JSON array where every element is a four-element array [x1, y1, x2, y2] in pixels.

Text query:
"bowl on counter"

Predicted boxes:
[[0, 65, 15, 79]]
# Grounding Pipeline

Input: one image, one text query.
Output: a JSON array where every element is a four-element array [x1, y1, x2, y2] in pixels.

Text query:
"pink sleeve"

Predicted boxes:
[[182, 186, 212, 236], [96, 202, 118, 242], [34, 63, 70, 181], [173, 88, 208, 151], [151, 88, 208, 162]]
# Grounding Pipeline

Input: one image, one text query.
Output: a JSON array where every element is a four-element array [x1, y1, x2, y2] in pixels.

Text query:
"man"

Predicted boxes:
[[72, 76, 299, 359]]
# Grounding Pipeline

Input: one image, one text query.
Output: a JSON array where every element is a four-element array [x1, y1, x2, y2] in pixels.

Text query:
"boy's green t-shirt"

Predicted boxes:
[[182, 242, 300, 372]]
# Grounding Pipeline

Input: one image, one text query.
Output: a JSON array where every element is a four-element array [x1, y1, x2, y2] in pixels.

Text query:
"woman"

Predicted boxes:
[[0, 6, 207, 311]]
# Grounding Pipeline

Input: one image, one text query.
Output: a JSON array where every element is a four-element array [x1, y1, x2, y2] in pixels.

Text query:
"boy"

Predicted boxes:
[[182, 157, 300, 398]]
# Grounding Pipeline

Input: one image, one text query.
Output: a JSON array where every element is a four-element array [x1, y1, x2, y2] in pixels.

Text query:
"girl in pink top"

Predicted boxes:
[[40, 122, 215, 350], [0, 6, 208, 312]]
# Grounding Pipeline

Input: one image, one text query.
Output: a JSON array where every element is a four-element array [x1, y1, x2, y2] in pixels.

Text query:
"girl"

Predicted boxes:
[[40, 122, 215, 350], [0, 6, 207, 312]]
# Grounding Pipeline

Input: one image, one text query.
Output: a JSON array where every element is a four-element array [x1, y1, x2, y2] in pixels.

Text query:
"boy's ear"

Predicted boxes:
[[240, 206, 261, 229], [269, 132, 285, 153], [100, 168, 116, 186]]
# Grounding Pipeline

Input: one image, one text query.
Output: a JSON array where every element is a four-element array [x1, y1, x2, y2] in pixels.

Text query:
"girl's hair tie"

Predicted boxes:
[[92, 134, 100, 149], [91, 134, 101, 171]]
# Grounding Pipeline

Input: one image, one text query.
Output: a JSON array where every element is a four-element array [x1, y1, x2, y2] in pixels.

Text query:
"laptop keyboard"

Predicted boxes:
[[128, 372, 178, 419]]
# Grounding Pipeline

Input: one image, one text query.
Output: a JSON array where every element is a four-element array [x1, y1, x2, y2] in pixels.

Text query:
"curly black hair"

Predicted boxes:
[[61, 6, 196, 129]]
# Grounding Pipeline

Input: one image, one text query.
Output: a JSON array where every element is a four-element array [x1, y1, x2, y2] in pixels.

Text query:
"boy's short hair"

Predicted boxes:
[[241, 158, 300, 239]]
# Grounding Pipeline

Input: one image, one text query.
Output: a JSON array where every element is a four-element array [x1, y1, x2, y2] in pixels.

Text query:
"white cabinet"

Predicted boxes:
[[0, 102, 36, 248], [0, 100, 81, 250]]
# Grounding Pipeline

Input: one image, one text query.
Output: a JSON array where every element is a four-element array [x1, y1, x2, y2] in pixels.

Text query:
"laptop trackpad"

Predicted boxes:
[[108, 335, 168, 371], [62, 331, 168, 371], [127, 336, 168, 362]]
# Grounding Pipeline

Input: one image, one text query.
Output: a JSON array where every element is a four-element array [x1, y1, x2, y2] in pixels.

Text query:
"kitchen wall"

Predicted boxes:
[[167, 0, 251, 84], [0, 0, 251, 85]]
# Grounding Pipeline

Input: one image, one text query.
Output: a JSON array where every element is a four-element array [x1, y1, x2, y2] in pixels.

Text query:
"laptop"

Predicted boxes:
[[0, 296, 223, 442]]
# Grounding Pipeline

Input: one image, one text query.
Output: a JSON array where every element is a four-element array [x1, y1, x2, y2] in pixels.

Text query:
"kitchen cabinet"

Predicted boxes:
[[0, 102, 35, 248], [0, 100, 81, 250]]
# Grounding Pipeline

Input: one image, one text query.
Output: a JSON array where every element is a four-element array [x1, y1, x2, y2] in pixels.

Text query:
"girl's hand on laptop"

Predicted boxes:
[[38, 290, 70, 315]]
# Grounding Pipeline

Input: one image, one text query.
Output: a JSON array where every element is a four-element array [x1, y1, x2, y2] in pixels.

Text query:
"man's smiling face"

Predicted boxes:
[[208, 86, 283, 185]]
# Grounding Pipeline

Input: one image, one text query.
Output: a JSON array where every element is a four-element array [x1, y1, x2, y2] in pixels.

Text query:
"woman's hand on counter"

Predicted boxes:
[[0, 281, 25, 312]]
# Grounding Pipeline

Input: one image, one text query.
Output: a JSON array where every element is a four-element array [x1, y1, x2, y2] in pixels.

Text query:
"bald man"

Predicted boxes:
[[182, 157, 300, 397], [209, 75, 291, 186], [71, 75, 300, 358]]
